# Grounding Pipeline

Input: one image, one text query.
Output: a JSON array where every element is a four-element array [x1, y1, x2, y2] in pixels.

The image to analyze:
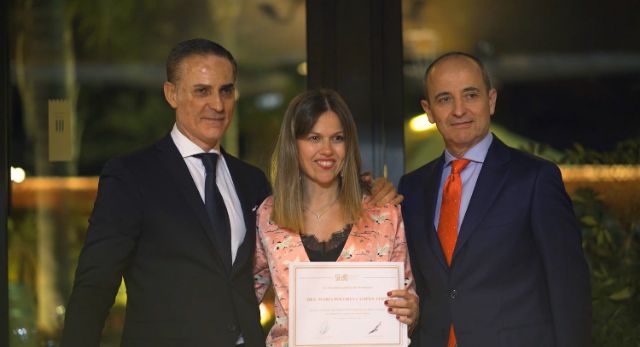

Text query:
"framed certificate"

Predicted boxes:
[[288, 262, 407, 347]]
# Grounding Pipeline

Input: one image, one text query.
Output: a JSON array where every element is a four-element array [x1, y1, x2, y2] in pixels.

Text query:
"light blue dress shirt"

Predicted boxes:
[[434, 132, 493, 233]]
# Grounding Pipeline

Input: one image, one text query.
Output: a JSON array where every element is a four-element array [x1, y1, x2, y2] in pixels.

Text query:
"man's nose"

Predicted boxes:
[[452, 98, 465, 116], [207, 93, 224, 112]]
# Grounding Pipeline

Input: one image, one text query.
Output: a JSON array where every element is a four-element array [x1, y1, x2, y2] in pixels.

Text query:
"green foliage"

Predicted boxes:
[[541, 137, 640, 345], [78, 88, 174, 174], [67, 0, 206, 62], [520, 137, 640, 165], [522, 137, 640, 345], [572, 189, 640, 346], [560, 137, 640, 164], [517, 142, 558, 161]]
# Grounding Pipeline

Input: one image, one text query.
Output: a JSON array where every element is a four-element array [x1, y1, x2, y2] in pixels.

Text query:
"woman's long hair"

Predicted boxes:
[[270, 89, 367, 233]]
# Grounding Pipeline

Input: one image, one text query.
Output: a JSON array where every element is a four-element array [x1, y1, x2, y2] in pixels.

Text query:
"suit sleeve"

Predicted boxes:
[[61, 159, 142, 347], [398, 176, 424, 296], [256, 172, 272, 206], [398, 176, 425, 346], [530, 163, 591, 347]]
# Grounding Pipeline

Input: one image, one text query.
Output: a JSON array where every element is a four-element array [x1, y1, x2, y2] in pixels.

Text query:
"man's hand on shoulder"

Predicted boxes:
[[362, 172, 404, 206]]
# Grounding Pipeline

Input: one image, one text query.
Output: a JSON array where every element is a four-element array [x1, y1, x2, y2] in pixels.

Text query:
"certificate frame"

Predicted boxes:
[[288, 261, 407, 347]]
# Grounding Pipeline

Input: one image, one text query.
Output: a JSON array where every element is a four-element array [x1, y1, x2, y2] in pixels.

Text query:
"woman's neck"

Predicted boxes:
[[302, 180, 339, 209], [301, 179, 345, 240]]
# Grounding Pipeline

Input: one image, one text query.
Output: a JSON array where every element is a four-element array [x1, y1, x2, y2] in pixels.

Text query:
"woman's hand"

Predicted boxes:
[[385, 289, 419, 331]]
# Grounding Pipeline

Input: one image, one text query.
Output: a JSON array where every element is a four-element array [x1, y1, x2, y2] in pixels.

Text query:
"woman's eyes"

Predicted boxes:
[[306, 134, 344, 142]]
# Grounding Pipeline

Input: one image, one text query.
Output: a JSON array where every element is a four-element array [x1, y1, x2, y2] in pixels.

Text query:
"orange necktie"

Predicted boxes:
[[437, 159, 470, 347]]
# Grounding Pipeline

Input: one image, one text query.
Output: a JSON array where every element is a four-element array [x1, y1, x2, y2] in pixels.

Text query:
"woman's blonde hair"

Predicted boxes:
[[270, 89, 368, 233]]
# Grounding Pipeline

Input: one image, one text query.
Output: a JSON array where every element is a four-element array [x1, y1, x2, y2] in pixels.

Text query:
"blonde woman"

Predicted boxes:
[[254, 89, 418, 346]]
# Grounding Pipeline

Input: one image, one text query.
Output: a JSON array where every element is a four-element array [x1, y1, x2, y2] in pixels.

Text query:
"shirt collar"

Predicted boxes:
[[170, 124, 222, 158], [443, 132, 493, 166]]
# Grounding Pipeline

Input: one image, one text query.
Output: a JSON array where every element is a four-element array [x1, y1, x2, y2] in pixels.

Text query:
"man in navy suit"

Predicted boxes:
[[399, 52, 591, 347], [61, 39, 271, 347]]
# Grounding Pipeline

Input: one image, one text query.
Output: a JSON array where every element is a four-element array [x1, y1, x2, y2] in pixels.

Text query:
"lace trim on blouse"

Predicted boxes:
[[300, 224, 353, 261]]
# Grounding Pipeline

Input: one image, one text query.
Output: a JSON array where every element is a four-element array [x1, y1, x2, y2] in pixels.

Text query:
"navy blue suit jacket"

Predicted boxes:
[[62, 135, 270, 347], [399, 136, 591, 347]]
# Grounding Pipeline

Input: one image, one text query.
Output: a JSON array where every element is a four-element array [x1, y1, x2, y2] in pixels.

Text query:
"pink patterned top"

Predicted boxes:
[[253, 196, 415, 347]]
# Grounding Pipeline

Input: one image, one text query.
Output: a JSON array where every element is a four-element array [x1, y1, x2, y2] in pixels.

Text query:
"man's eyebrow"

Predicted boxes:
[[220, 83, 235, 90], [462, 86, 481, 93], [434, 91, 451, 99]]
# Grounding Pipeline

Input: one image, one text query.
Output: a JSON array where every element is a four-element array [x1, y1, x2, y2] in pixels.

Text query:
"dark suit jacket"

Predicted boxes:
[[399, 136, 591, 347], [61, 135, 270, 347]]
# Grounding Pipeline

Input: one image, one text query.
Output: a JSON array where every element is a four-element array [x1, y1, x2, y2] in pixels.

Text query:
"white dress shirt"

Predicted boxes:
[[170, 125, 247, 263]]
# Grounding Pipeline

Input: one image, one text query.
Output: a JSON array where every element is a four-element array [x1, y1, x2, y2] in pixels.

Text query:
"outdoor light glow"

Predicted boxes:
[[259, 303, 273, 326], [297, 62, 307, 76], [409, 113, 436, 132], [10, 166, 26, 183]]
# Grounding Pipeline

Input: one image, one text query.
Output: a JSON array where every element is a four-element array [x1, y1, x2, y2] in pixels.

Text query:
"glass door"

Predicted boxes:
[[7, 1, 306, 345]]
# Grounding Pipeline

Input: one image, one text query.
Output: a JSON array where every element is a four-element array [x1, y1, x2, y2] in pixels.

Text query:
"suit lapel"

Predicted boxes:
[[155, 136, 228, 270], [453, 137, 511, 261], [421, 156, 450, 271]]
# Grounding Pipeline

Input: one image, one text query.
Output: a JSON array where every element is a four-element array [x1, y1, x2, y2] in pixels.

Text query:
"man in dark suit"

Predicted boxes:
[[60, 39, 270, 347], [399, 52, 591, 347]]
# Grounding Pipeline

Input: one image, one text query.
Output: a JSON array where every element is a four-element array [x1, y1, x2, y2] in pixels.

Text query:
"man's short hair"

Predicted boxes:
[[166, 38, 238, 83], [423, 52, 492, 99]]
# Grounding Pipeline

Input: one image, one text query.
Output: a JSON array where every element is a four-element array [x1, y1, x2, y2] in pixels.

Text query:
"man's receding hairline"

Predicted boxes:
[[427, 54, 482, 81], [172, 52, 236, 83], [424, 53, 489, 101]]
